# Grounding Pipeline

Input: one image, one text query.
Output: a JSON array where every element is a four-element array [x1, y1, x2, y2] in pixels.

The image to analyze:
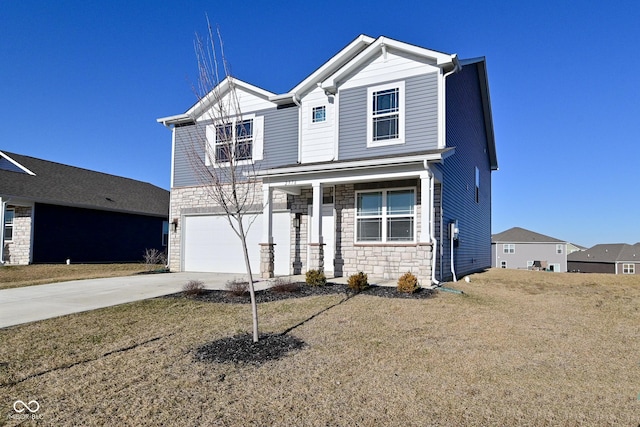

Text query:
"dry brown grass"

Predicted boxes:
[[1, 269, 638, 426], [0, 264, 148, 290]]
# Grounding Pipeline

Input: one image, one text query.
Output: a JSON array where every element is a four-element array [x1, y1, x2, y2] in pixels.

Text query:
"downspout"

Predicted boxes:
[[291, 94, 302, 163], [450, 223, 457, 282]]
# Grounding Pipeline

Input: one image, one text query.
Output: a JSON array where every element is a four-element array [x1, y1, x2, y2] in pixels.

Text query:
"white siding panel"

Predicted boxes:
[[196, 89, 274, 122], [300, 87, 335, 163]]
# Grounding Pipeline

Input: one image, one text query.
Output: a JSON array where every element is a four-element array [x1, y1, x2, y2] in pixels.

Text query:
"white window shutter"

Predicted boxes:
[[253, 115, 264, 161], [205, 124, 216, 166]]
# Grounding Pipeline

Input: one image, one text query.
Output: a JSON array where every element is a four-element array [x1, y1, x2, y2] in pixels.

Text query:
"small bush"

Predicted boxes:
[[305, 269, 326, 287], [226, 279, 249, 296], [183, 280, 205, 296], [397, 272, 420, 294], [143, 248, 167, 271], [347, 272, 369, 292], [270, 277, 300, 293]]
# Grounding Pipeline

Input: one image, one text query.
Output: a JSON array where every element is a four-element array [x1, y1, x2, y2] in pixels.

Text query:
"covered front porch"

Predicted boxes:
[[256, 151, 449, 285]]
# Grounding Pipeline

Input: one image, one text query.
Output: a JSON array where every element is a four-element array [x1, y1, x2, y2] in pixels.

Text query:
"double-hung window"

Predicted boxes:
[[367, 81, 405, 147], [503, 244, 515, 254], [623, 263, 635, 274], [356, 188, 415, 243], [4, 209, 14, 241], [207, 115, 263, 165]]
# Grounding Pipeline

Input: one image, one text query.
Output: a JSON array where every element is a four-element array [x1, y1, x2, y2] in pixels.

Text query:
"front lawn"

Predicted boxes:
[[1, 269, 638, 425]]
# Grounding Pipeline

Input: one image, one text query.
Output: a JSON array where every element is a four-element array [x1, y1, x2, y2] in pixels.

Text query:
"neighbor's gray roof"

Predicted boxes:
[[0, 151, 169, 217], [491, 227, 566, 244], [568, 243, 640, 263]]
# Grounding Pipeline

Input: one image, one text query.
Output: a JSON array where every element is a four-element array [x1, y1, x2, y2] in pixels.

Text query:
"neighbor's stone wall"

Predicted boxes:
[[3, 205, 33, 265]]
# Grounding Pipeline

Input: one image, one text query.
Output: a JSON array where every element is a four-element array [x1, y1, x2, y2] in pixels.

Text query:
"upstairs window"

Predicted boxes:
[[367, 81, 405, 147], [503, 244, 515, 254], [312, 106, 326, 123], [556, 244, 563, 254], [206, 115, 263, 165]]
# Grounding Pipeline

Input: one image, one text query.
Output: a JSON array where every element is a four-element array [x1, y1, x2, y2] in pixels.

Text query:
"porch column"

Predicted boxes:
[[308, 181, 324, 272], [260, 184, 275, 278], [419, 172, 432, 243]]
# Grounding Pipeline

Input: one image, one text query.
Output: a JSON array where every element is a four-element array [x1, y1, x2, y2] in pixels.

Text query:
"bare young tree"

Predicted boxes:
[[187, 19, 262, 342]]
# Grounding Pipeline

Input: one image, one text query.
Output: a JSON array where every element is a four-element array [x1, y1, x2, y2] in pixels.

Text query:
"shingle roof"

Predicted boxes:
[[568, 243, 640, 263], [491, 227, 566, 244], [0, 151, 169, 217]]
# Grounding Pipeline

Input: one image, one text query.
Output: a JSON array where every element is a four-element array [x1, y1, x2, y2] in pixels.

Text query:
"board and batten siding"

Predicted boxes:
[[438, 62, 493, 279], [338, 73, 439, 160], [172, 106, 299, 188]]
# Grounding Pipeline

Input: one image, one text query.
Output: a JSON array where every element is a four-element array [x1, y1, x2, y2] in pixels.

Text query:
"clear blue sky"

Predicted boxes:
[[2, 0, 638, 248]]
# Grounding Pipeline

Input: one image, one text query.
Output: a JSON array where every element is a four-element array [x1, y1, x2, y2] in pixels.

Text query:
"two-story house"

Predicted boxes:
[[491, 227, 579, 272], [157, 35, 497, 285]]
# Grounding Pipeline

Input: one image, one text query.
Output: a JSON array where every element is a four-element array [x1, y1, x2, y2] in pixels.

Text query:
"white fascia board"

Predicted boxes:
[[182, 77, 277, 120], [320, 36, 456, 92], [256, 150, 453, 179], [287, 34, 375, 97], [0, 151, 36, 175], [156, 113, 193, 126]]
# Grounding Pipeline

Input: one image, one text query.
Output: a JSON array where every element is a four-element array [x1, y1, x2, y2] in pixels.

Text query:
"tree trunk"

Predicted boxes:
[[237, 217, 259, 342]]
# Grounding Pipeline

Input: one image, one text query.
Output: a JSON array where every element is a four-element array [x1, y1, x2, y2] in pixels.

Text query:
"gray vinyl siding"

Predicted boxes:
[[492, 242, 567, 271], [172, 106, 299, 188], [261, 106, 298, 169], [438, 62, 493, 279], [338, 73, 438, 160]]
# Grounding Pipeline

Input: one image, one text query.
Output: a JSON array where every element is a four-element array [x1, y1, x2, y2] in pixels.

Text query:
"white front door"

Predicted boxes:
[[308, 204, 335, 273]]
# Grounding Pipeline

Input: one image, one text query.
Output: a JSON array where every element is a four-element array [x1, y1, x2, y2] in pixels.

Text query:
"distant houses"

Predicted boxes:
[[491, 227, 583, 272], [567, 243, 640, 275], [492, 226, 639, 275]]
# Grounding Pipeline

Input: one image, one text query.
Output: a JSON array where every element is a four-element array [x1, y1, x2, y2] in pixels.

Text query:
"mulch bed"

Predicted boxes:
[[167, 282, 437, 304], [173, 283, 436, 366]]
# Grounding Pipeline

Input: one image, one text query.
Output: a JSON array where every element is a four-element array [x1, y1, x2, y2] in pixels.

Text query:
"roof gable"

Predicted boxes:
[[0, 151, 169, 217], [0, 151, 36, 175], [492, 227, 566, 244]]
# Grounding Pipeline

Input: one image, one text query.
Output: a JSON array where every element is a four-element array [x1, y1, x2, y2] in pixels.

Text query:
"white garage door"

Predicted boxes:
[[183, 212, 291, 275]]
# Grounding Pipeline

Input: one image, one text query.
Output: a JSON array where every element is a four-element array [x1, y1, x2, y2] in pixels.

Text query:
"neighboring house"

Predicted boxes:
[[491, 227, 576, 272], [157, 35, 498, 284], [0, 150, 170, 265], [567, 243, 640, 274]]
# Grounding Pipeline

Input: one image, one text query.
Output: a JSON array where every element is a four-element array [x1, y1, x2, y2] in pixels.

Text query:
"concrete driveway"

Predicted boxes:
[[0, 272, 273, 329]]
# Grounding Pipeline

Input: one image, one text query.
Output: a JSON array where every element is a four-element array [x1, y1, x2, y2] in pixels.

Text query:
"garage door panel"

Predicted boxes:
[[183, 213, 290, 274]]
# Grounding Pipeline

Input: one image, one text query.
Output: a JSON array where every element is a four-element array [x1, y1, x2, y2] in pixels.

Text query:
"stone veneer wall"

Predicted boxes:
[[168, 183, 288, 272], [289, 182, 434, 283], [334, 183, 433, 282], [3, 205, 33, 265]]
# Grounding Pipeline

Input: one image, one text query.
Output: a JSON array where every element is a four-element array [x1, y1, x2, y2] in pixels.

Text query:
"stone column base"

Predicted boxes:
[[308, 243, 325, 272], [259, 243, 275, 278]]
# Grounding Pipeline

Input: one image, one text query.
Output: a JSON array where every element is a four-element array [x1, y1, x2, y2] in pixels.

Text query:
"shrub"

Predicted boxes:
[[347, 272, 369, 292], [183, 280, 205, 296], [305, 269, 326, 287], [270, 277, 300, 293], [143, 248, 167, 271], [397, 272, 420, 294], [226, 279, 249, 296]]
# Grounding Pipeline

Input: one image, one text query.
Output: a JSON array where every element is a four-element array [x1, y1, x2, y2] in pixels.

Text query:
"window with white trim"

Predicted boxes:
[[4, 208, 14, 241], [500, 260, 507, 268], [623, 263, 635, 274], [356, 188, 415, 243], [206, 115, 263, 165], [367, 81, 405, 147], [503, 244, 515, 254], [556, 244, 563, 254], [312, 106, 326, 123]]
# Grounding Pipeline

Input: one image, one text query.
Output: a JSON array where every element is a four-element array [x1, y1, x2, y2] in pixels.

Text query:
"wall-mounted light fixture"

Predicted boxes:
[[171, 218, 179, 232], [293, 213, 301, 229]]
